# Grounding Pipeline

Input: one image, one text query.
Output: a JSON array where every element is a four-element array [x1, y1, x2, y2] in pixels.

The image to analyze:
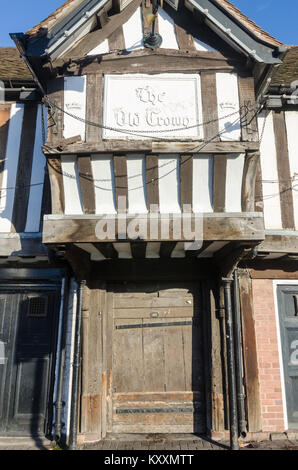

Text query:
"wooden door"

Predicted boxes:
[[0, 287, 60, 436], [111, 282, 206, 434], [277, 285, 298, 429]]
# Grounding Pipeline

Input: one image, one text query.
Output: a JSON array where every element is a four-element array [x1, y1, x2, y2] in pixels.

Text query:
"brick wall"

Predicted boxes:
[[252, 279, 285, 432]]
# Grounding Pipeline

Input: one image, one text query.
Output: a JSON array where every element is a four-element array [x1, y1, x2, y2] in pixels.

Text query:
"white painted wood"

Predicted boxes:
[[158, 155, 181, 213], [285, 111, 298, 230], [0, 103, 24, 233], [87, 39, 109, 55], [225, 153, 245, 212], [192, 154, 213, 213], [158, 7, 179, 50], [103, 73, 203, 139], [25, 105, 46, 233], [258, 111, 282, 230], [216, 72, 241, 141], [171, 241, 186, 258], [123, 6, 143, 51], [113, 242, 132, 258], [91, 154, 116, 214], [61, 155, 83, 215], [126, 155, 148, 214], [64, 76, 87, 140], [193, 37, 217, 52], [145, 242, 161, 258], [75, 243, 106, 260], [197, 241, 228, 258]]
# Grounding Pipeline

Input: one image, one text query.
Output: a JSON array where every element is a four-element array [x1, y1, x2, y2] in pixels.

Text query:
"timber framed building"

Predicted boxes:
[[0, 0, 297, 449]]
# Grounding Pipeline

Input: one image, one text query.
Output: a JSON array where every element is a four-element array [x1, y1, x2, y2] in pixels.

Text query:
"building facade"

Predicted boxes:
[[0, 0, 297, 449]]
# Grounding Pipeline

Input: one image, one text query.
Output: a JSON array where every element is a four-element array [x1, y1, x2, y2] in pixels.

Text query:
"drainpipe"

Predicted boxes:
[[68, 279, 85, 451], [222, 277, 239, 450], [54, 274, 70, 447], [233, 269, 247, 438]]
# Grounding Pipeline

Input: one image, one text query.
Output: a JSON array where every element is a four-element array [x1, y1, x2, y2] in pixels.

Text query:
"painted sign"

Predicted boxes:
[[103, 74, 203, 139]]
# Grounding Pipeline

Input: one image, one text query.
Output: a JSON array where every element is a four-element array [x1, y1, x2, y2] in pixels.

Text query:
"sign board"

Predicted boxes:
[[103, 74, 203, 139]]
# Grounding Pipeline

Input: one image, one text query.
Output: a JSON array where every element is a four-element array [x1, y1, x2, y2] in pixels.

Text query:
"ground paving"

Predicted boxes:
[[0, 434, 298, 451]]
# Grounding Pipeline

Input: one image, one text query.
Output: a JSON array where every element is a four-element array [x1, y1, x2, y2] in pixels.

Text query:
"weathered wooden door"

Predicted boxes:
[[0, 287, 60, 436], [111, 282, 206, 434], [277, 285, 298, 429]]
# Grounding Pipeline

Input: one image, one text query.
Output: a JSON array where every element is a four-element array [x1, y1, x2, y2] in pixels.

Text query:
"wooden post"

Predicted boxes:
[[238, 268, 262, 432], [241, 151, 260, 212]]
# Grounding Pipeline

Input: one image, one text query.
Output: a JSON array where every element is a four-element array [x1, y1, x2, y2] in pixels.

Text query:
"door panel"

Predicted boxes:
[[111, 282, 206, 433], [0, 288, 60, 436], [277, 286, 298, 429]]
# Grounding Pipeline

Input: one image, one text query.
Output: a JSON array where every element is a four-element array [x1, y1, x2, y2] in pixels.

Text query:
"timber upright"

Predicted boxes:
[[0, 0, 296, 451]]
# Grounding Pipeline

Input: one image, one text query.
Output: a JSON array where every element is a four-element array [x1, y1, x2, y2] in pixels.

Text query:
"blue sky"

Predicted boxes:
[[0, 0, 297, 47]]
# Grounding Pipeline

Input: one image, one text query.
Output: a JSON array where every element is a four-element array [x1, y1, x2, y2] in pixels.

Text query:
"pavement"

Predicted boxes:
[[0, 434, 298, 451]]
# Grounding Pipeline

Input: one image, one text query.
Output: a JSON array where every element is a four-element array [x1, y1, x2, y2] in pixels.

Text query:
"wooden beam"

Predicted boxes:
[[86, 74, 103, 143], [113, 155, 128, 211], [43, 214, 265, 245], [47, 78, 64, 145], [238, 268, 262, 432], [241, 151, 259, 213], [130, 241, 147, 259], [77, 155, 96, 214], [180, 155, 193, 208], [273, 111, 295, 230], [11, 103, 38, 233], [257, 234, 298, 254], [94, 242, 118, 259], [44, 140, 260, 156], [46, 157, 65, 214], [212, 154, 227, 212], [238, 75, 258, 142], [201, 72, 220, 142], [159, 242, 177, 258], [108, 25, 125, 52], [53, 51, 241, 78], [145, 155, 159, 209], [65, 0, 141, 58]]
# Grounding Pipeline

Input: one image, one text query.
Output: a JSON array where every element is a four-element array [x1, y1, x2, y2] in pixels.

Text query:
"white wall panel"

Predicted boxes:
[[192, 154, 213, 213], [123, 7, 143, 51], [127, 155, 148, 214], [158, 7, 179, 50], [61, 155, 83, 215], [216, 72, 241, 141], [258, 111, 282, 229], [225, 153, 245, 212], [158, 155, 181, 213], [64, 76, 87, 140], [91, 154, 116, 214], [87, 39, 109, 55], [0, 103, 24, 233], [193, 38, 217, 52]]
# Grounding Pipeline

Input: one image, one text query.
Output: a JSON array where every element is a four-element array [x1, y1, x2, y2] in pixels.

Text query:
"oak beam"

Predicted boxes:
[[43, 140, 260, 156]]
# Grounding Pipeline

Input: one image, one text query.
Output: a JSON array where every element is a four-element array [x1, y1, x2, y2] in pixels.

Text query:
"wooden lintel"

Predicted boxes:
[[257, 234, 298, 254], [43, 140, 260, 156], [42, 214, 265, 245]]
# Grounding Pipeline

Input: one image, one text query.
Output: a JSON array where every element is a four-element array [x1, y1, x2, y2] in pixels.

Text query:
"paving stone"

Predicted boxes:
[[270, 433, 288, 441]]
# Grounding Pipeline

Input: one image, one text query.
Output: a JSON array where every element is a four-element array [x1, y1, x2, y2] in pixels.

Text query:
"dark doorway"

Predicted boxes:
[[0, 285, 60, 437]]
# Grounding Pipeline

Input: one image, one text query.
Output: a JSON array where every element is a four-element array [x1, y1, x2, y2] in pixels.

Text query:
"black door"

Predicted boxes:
[[277, 285, 298, 429], [0, 287, 60, 436]]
